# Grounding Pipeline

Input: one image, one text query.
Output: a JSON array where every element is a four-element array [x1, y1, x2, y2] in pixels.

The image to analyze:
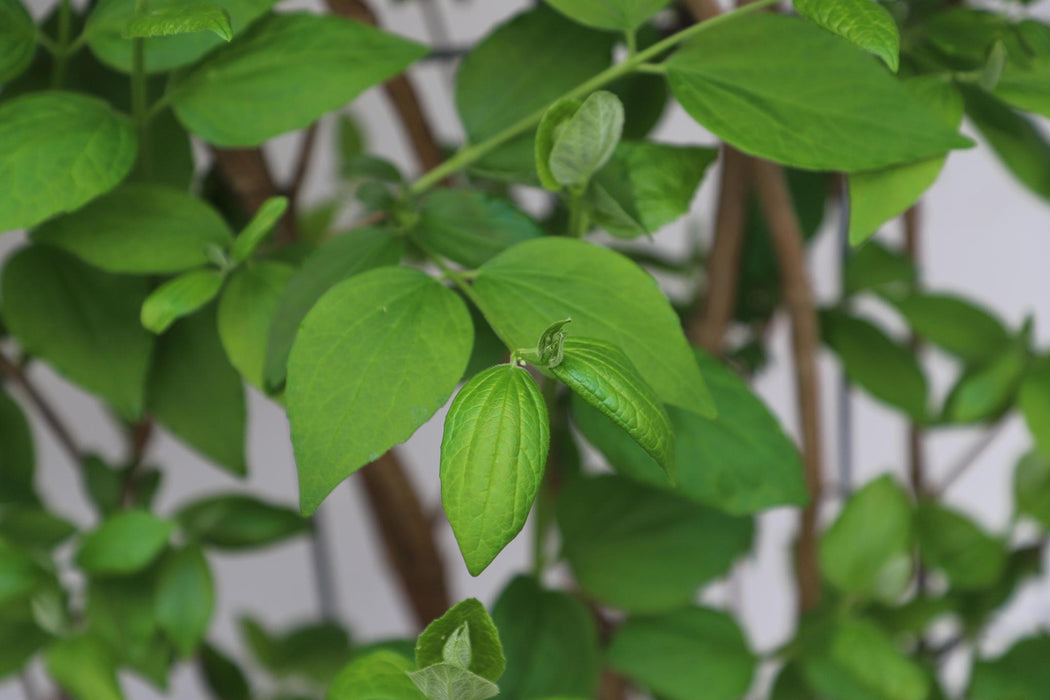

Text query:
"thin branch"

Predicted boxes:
[[288, 123, 319, 208], [903, 205, 927, 497], [0, 351, 81, 466], [933, 419, 1009, 497], [836, 175, 854, 492], [119, 419, 154, 508], [752, 159, 825, 613]]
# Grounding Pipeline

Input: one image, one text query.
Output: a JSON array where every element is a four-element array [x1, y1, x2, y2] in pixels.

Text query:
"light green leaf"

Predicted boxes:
[[1, 246, 153, 419], [218, 262, 295, 388], [171, 13, 426, 146], [472, 237, 714, 416], [76, 510, 174, 576], [327, 650, 426, 700], [241, 617, 351, 684], [0, 0, 35, 83], [1014, 451, 1050, 529], [545, 0, 671, 31], [963, 87, 1050, 203], [547, 91, 624, 189], [0, 389, 35, 505], [415, 599, 504, 682], [0, 92, 136, 233], [232, 196, 288, 263], [45, 634, 124, 700], [823, 310, 927, 420], [843, 241, 916, 298], [552, 337, 673, 476], [969, 635, 1050, 700], [178, 494, 309, 549], [1020, 361, 1050, 460], [287, 266, 473, 515], [944, 341, 1027, 424], [916, 502, 1006, 590], [32, 184, 234, 274], [147, 308, 247, 475], [416, 190, 543, 269], [607, 607, 755, 700], [124, 3, 233, 41], [794, 0, 900, 71], [408, 664, 499, 700], [441, 365, 549, 576], [263, 228, 404, 391], [141, 269, 225, 334], [557, 474, 752, 612], [996, 58, 1050, 119], [155, 544, 214, 656], [890, 293, 1009, 364], [442, 624, 472, 668], [536, 98, 581, 191], [820, 475, 914, 602], [666, 14, 969, 172], [491, 576, 600, 700]]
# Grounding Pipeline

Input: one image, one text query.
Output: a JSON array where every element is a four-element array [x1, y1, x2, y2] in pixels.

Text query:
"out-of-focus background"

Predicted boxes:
[[3, 0, 1050, 698]]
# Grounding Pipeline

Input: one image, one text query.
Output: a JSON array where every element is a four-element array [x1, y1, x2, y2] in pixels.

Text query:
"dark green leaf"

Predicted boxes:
[[1014, 450, 1050, 528], [141, 269, 225, 334], [891, 293, 1009, 364], [0, 539, 41, 606], [218, 262, 294, 388], [85, 572, 168, 683], [327, 650, 426, 700], [0, 614, 49, 681], [124, 4, 233, 41], [0, 506, 76, 550], [1020, 359, 1050, 459], [200, 643, 250, 700], [794, 0, 900, 71], [0, 389, 35, 505], [843, 241, 916, 298], [916, 501, 1006, 590], [155, 545, 213, 656], [242, 617, 351, 684], [969, 635, 1050, 700], [178, 494, 309, 549], [545, 0, 671, 31], [416, 190, 543, 269], [0, 0, 35, 83], [76, 510, 174, 576], [45, 634, 124, 700], [415, 599, 505, 682]]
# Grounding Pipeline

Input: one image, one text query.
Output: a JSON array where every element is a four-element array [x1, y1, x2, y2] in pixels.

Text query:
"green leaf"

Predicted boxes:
[[287, 266, 472, 515], [0, 0, 35, 83], [0, 614, 50, 681], [995, 56, 1050, 119], [547, 91, 624, 189], [916, 502, 1006, 590], [969, 635, 1050, 700], [85, 571, 165, 680], [455, 5, 614, 181], [171, 13, 426, 146], [607, 607, 755, 700], [944, 341, 1027, 424], [124, 3, 233, 41], [822, 310, 927, 420], [472, 237, 714, 416], [76, 510, 174, 576], [155, 544, 213, 656], [147, 308, 247, 475], [415, 599, 504, 682], [794, 0, 900, 71], [32, 184, 234, 274], [491, 576, 600, 700], [843, 241, 916, 298], [45, 634, 124, 700], [545, 0, 671, 31], [0, 92, 136, 232], [848, 77, 963, 245], [0, 506, 76, 550], [408, 664, 499, 700], [0, 539, 41, 606], [557, 474, 752, 612], [536, 98, 581, 191], [0, 389, 35, 505], [890, 293, 1009, 364], [141, 269, 225, 334], [200, 643, 250, 700], [1, 246, 153, 419], [218, 262, 294, 388], [552, 337, 673, 477], [820, 476, 914, 602], [240, 617, 350, 684], [85, 0, 276, 73], [441, 365, 549, 576], [1014, 451, 1050, 528], [232, 196, 288, 263], [586, 141, 717, 238], [415, 190, 543, 269], [666, 14, 969, 172], [1020, 361, 1050, 460], [327, 650, 426, 700], [178, 494, 309, 549], [263, 228, 403, 391]]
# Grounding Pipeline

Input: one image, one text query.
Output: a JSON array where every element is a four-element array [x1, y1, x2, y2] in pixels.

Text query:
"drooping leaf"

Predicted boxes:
[[0, 0, 36, 84], [32, 184, 234, 274], [200, 643, 250, 700], [141, 269, 225, 334], [545, 0, 671, 31], [0, 92, 136, 232], [171, 13, 426, 146], [916, 501, 1006, 590], [287, 266, 473, 515], [155, 544, 214, 656], [472, 237, 714, 416], [218, 262, 294, 388], [45, 634, 124, 700], [607, 607, 755, 700], [415, 190, 543, 269], [441, 365, 549, 576], [124, 4, 233, 42], [1013, 451, 1050, 529], [178, 494, 309, 549], [241, 617, 350, 684], [890, 293, 1009, 364], [415, 599, 505, 682], [76, 510, 175, 576], [1020, 360, 1050, 460], [327, 650, 427, 700], [0, 389, 35, 505], [794, 0, 900, 71], [231, 196, 288, 263], [666, 14, 969, 172], [546, 91, 624, 189], [1, 246, 153, 419], [969, 635, 1050, 700]]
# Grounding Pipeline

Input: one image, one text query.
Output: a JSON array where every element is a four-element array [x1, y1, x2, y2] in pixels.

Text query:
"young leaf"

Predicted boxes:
[[491, 576, 600, 700], [963, 87, 1050, 203], [147, 309, 247, 475], [155, 545, 214, 656], [0, 390, 35, 506], [666, 14, 969, 172], [123, 4, 234, 41], [178, 494, 309, 549], [1020, 361, 1050, 460], [231, 196, 288, 263], [441, 365, 549, 576], [472, 237, 714, 416], [415, 599, 504, 682], [32, 184, 234, 274], [328, 650, 426, 700], [820, 476, 914, 602], [288, 267, 472, 515], [0, 0, 36, 83], [890, 293, 1010, 364], [263, 227, 404, 391], [535, 98, 582, 191], [556, 475, 752, 612], [0, 92, 136, 232], [1, 246, 153, 419], [794, 0, 900, 71], [551, 337, 674, 477], [141, 269, 225, 334], [547, 91, 624, 189], [408, 664, 499, 700], [607, 607, 756, 700], [170, 13, 426, 146], [916, 502, 1006, 590], [76, 510, 175, 576], [545, 0, 671, 32], [217, 262, 295, 388], [45, 634, 124, 700], [415, 190, 543, 269], [1014, 451, 1050, 529]]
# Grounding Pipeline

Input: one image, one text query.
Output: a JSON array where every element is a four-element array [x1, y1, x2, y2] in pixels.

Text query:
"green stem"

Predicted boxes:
[[407, 0, 777, 196], [624, 28, 638, 56], [567, 188, 589, 237], [50, 0, 73, 88]]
